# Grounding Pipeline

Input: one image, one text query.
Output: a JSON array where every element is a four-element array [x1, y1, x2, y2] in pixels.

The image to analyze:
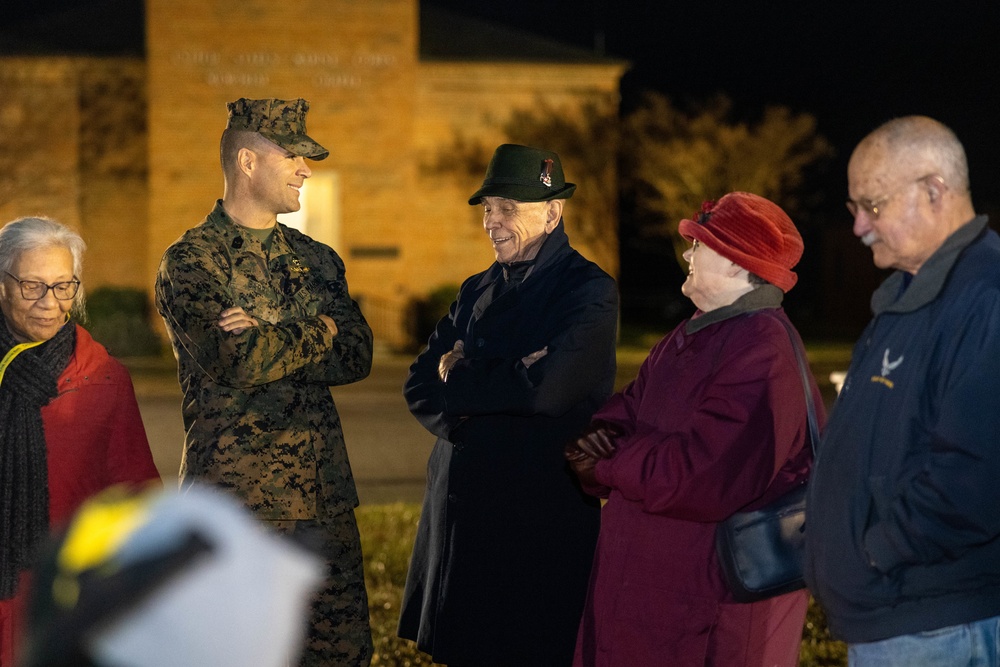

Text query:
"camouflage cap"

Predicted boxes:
[[226, 98, 329, 160]]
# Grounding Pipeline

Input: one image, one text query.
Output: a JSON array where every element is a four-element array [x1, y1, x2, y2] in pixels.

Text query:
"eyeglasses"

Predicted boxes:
[[4, 272, 81, 300], [846, 174, 938, 219]]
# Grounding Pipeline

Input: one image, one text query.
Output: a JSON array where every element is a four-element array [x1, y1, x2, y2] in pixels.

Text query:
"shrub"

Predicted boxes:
[[407, 284, 459, 352], [801, 597, 849, 665], [359, 503, 438, 665], [356, 503, 847, 666], [84, 286, 163, 358]]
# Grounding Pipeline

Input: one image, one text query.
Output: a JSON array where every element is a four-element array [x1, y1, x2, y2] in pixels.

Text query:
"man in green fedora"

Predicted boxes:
[[398, 144, 619, 666]]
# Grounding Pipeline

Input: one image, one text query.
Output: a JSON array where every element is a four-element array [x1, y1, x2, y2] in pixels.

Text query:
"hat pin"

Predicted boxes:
[[539, 159, 553, 187]]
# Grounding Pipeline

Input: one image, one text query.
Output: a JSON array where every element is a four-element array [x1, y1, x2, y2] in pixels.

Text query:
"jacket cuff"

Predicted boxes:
[[594, 457, 614, 489]]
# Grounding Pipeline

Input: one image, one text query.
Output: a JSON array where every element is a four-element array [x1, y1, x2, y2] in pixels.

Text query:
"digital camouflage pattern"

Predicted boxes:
[[226, 97, 330, 160], [155, 200, 373, 520], [269, 513, 373, 666], [156, 200, 374, 666]]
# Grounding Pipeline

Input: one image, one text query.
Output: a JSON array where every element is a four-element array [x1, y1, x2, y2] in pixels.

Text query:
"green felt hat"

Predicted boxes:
[[468, 144, 576, 205]]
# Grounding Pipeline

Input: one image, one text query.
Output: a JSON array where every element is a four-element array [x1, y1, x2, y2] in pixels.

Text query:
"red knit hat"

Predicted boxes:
[[677, 192, 803, 292]]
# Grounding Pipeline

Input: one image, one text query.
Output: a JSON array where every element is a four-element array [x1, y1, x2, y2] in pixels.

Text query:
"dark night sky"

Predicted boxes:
[[425, 0, 1000, 219]]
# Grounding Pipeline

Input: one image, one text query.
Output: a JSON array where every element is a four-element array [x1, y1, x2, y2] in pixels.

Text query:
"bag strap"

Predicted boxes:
[[768, 312, 819, 457]]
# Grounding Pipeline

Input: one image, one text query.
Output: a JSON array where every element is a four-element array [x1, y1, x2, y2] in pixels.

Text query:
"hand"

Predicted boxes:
[[218, 306, 259, 335], [564, 424, 619, 487], [572, 427, 618, 460], [564, 445, 600, 487], [439, 340, 465, 382], [318, 314, 339, 337], [521, 346, 548, 368]]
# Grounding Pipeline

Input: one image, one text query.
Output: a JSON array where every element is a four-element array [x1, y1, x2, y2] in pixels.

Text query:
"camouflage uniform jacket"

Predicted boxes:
[[155, 200, 373, 520]]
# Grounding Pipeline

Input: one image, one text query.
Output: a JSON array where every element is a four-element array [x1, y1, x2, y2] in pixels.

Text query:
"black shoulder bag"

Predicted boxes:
[[714, 315, 819, 603]]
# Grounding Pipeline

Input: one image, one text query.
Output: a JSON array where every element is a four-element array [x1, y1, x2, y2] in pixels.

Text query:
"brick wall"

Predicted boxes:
[[146, 0, 419, 347], [0, 57, 149, 290], [79, 58, 149, 290], [0, 58, 81, 231], [2, 2, 625, 350]]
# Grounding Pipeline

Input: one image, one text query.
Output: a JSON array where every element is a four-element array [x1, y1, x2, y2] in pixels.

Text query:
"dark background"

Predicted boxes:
[[422, 0, 1000, 213], [419, 0, 1000, 336]]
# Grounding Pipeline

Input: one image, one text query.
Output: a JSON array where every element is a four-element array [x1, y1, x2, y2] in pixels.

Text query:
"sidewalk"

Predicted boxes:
[[127, 345, 844, 504], [127, 353, 436, 504]]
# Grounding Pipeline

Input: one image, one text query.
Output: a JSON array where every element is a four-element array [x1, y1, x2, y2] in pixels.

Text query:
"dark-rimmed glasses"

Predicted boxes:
[[846, 174, 939, 219], [4, 272, 80, 300]]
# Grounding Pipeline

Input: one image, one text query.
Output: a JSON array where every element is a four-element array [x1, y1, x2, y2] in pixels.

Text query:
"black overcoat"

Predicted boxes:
[[398, 222, 618, 666]]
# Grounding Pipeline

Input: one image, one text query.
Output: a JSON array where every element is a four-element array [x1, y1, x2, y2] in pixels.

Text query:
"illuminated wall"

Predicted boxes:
[[0, 1, 624, 349]]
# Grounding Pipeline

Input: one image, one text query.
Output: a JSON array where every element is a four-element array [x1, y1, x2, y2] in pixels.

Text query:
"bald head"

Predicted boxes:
[[854, 116, 970, 195], [848, 116, 978, 274]]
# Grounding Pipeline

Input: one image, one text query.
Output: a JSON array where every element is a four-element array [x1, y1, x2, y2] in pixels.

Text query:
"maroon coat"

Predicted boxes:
[[574, 292, 822, 667], [0, 325, 160, 665]]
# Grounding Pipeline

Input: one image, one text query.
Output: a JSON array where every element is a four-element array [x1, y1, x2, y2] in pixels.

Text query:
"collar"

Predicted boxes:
[[531, 219, 570, 269], [684, 284, 784, 334], [501, 260, 535, 285], [871, 215, 989, 315], [206, 200, 293, 259], [474, 219, 571, 291]]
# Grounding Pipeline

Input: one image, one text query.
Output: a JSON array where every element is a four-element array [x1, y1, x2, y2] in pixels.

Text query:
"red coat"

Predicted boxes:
[[0, 325, 160, 665], [574, 301, 822, 667]]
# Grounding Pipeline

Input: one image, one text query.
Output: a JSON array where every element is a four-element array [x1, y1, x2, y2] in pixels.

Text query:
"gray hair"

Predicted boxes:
[[0, 216, 87, 318], [871, 116, 970, 193]]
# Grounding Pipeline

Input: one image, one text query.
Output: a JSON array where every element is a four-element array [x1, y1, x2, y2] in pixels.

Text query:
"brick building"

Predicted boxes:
[[0, 0, 626, 348]]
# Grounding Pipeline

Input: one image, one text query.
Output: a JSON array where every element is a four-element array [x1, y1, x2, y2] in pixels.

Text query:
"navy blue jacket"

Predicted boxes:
[[805, 216, 1000, 642]]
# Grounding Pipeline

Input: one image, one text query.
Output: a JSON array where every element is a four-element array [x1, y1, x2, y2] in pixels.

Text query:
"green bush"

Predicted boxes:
[[356, 504, 847, 666], [801, 597, 849, 665], [359, 503, 439, 666], [84, 286, 163, 358], [407, 284, 459, 352]]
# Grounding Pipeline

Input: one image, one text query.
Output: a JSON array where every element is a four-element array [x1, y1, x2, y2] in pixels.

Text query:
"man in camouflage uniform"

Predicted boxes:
[[155, 97, 373, 666]]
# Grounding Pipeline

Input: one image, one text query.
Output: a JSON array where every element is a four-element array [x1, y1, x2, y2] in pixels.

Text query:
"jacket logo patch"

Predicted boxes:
[[870, 348, 904, 389]]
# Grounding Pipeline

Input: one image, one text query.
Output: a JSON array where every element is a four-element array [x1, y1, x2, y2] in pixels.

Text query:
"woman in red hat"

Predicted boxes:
[[566, 192, 823, 666]]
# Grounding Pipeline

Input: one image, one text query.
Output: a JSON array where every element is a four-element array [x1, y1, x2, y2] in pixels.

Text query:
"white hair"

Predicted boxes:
[[0, 216, 87, 317]]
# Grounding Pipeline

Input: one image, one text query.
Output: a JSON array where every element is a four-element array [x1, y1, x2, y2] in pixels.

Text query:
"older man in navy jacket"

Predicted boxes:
[[805, 116, 1000, 666]]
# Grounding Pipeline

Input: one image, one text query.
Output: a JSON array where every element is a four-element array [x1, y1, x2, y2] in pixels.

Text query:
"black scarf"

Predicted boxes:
[[0, 313, 75, 599], [498, 260, 535, 298]]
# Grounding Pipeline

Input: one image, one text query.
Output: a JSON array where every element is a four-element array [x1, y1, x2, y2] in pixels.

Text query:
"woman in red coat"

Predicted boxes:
[[567, 193, 824, 667], [0, 216, 160, 665]]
